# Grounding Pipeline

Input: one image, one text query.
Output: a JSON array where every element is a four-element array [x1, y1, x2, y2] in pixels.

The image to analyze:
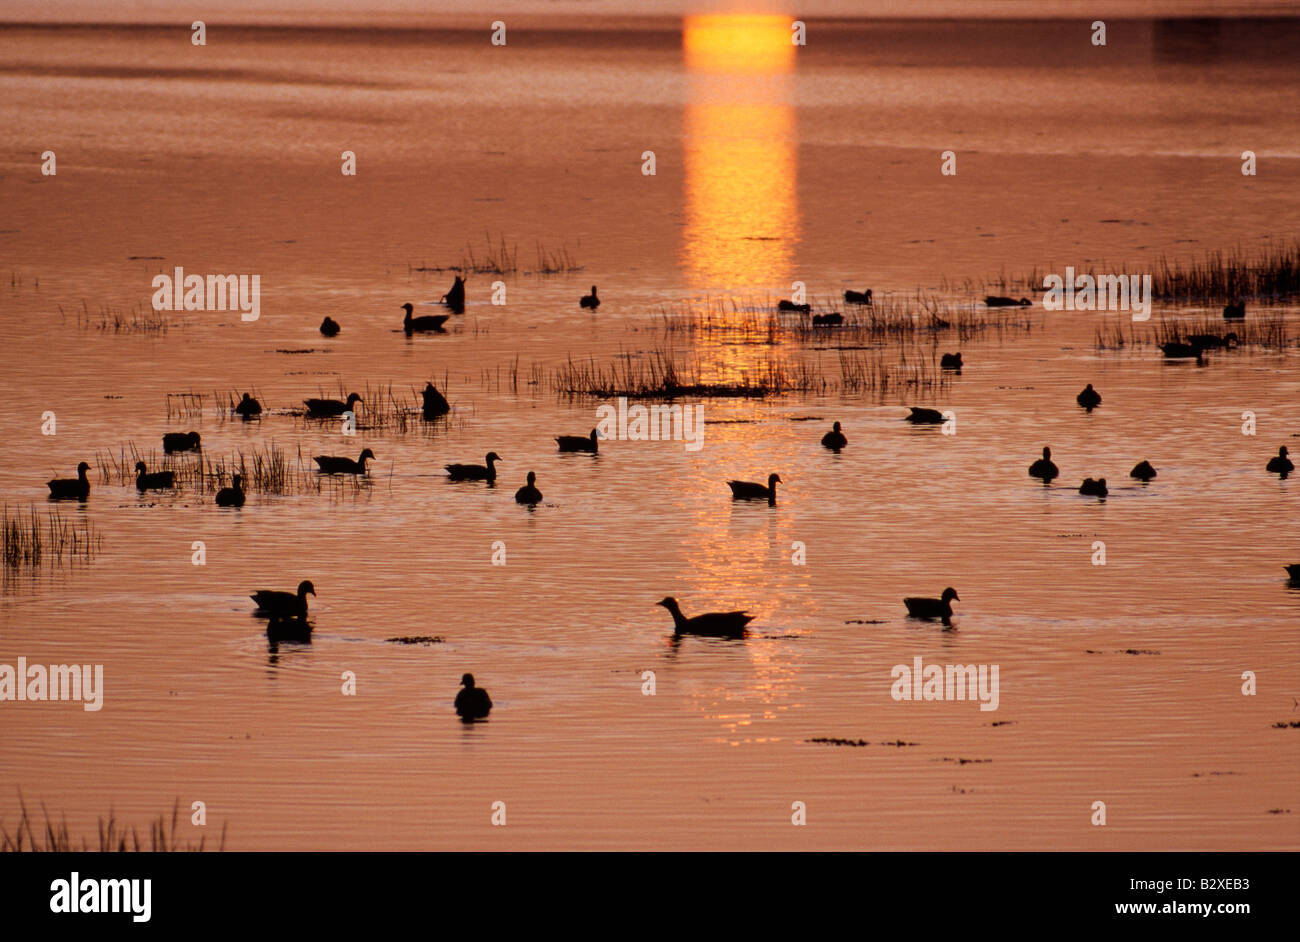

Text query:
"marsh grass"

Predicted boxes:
[[1094, 310, 1292, 351], [2, 504, 101, 570], [460, 233, 518, 275], [530, 242, 582, 275], [69, 300, 169, 334], [1152, 242, 1300, 301], [1, 796, 226, 852]]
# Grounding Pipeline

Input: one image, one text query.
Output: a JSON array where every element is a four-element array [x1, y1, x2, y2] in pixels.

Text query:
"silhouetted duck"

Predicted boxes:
[[1266, 446, 1293, 478], [844, 289, 872, 305], [446, 452, 500, 483], [1189, 332, 1237, 349], [906, 407, 945, 424], [313, 448, 375, 475], [441, 276, 466, 313], [728, 473, 781, 504], [163, 431, 201, 454], [47, 462, 90, 501], [251, 580, 315, 619], [778, 299, 811, 313], [1078, 477, 1108, 497], [421, 382, 450, 419], [454, 673, 492, 720], [1028, 446, 1059, 483], [402, 303, 449, 334], [1076, 384, 1101, 411], [234, 393, 262, 419], [556, 429, 599, 453], [1286, 564, 1300, 585], [134, 461, 174, 492], [304, 391, 362, 417], [821, 422, 847, 451], [580, 286, 600, 309], [515, 471, 543, 505], [1130, 460, 1157, 482], [1222, 300, 1246, 320], [319, 316, 340, 337], [940, 352, 963, 370], [656, 597, 754, 637], [1160, 341, 1202, 360], [812, 312, 843, 326], [214, 474, 245, 507], [985, 296, 1031, 307], [266, 615, 312, 644], [903, 587, 960, 627]]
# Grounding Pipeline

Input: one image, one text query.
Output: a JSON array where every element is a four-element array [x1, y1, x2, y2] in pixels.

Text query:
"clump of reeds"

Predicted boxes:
[[839, 347, 953, 395], [73, 301, 169, 334], [1, 796, 226, 852], [1152, 242, 1300, 301], [2, 504, 101, 570], [459, 232, 518, 275], [530, 242, 582, 275], [554, 348, 788, 399], [165, 391, 205, 419]]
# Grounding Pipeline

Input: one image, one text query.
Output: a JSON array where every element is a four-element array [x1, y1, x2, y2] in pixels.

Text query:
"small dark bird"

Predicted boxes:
[[266, 615, 312, 644], [1222, 300, 1246, 320], [251, 580, 315, 619], [319, 316, 340, 337], [1160, 341, 1202, 360], [727, 473, 781, 504], [1266, 446, 1293, 478], [1189, 332, 1237, 349], [441, 276, 466, 313], [134, 461, 174, 492], [215, 474, 245, 507], [1028, 446, 1059, 483], [234, 393, 262, 419], [580, 286, 600, 309], [1130, 460, 1157, 482], [778, 300, 811, 313], [812, 312, 843, 326], [844, 289, 872, 305], [985, 296, 1032, 307], [1079, 477, 1108, 497], [421, 382, 450, 419], [821, 422, 847, 451], [1076, 384, 1101, 411], [940, 352, 963, 370], [402, 303, 449, 334], [162, 431, 201, 454], [556, 429, 599, 453], [47, 462, 91, 501], [515, 471, 543, 505], [446, 452, 501, 483], [906, 407, 945, 424], [1285, 564, 1300, 585], [656, 597, 754, 637], [313, 448, 375, 475], [454, 673, 492, 720], [304, 392, 362, 417], [903, 587, 960, 627]]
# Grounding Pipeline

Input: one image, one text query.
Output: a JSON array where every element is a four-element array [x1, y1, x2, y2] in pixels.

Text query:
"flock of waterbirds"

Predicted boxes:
[[38, 278, 1298, 720]]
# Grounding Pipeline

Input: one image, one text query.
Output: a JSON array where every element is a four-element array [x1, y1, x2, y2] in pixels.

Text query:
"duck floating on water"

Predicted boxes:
[[1130, 460, 1157, 482], [656, 597, 754, 637], [778, 299, 811, 313], [985, 295, 1032, 307], [1160, 341, 1202, 361], [319, 316, 340, 337], [421, 382, 450, 419], [1189, 332, 1237, 349], [906, 407, 945, 424], [1076, 384, 1101, 411], [446, 452, 501, 484], [214, 473, 245, 507], [821, 421, 847, 451], [728, 473, 781, 505], [47, 462, 91, 501], [234, 393, 262, 419], [556, 429, 599, 453], [455, 673, 492, 720], [1028, 446, 1059, 483], [134, 461, 174, 492], [515, 471, 543, 505], [402, 303, 449, 334], [304, 391, 362, 417], [1222, 300, 1246, 320], [313, 448, 375, 475], [163, 431, 201, 454], [251, 580, 315, 620], [940, 352, 963, 370], [903, 587, 960, 627], [1266, 445, 1293, 478], [579, 286, 600, 310], [441, 276, 467, 314], [812, 312, 843, 327], [1079, 477, 1108, 497], [844, 289, 872, 305]]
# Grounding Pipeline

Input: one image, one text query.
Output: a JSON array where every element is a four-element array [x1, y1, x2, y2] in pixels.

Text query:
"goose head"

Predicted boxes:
[[485, 452, 502, 466], [230, 474, 243, 489], [656, 597, 681, 613], [1280, 446, 1290, 458], [941, 587, 960, 603], [297, 580, 316, 598], [525, 471, 537, 485], [768, 473, 783, 488], [188, 432, 202, 448], [590, 428, 600, 441], [358, 448, 376, 465], [77, 461, 91, 477], [345, 392, 363, 408], [460, 673, 475, 688], [832, 422, 842, 432], [134, 461, 148, 474], [1098, 478, 1108, 488], [402, 303, 414, 315], [1042, 446, 1052, 459]]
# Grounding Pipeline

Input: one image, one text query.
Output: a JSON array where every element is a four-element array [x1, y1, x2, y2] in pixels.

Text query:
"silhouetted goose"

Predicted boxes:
[[940, 352, 963, 370], [812, 312, 843, 326], [1130, 460, 1157, 482], [266, 615, 312, 644], [1266, 446, 1293, 477], [906, 407, 945, 424], [1285, 564, 1300, 585], [778, 299, 811, 313], [214, 474, 245, 507], [1160, 341, 1202, 361], [1222, 300, 1246, 320], [844, 289, 873, 305], [234, 392, 262, 419], [402, 303, 449, 334], [313, 448, 375, 475], [1189, 331, 1237, 349], [1028, 446, 1059, 483], [134, 461, 174, 492], [441, 276, 467, 313], [47, 462, 90, 501], [1076, 384, 1101, 411], [580, 286, 600, 309], [515, 471, 543, 505], [421, 382, 450, 419], [821, 422, 847, 451], [1078, 477, 1108, 497], [446, 452, 501, 483], [319, 316, 340, 337], [162, 431, 201, 454], [251, 580, 315, 619], [556, 429, 599, 453], [985, 295, 1031, 307], [455, 673, 492, 720], [304, 391, 362, 417], [656, 597, 754, 637], [728, 473, 781, 504], [903, 587, 960, 626]]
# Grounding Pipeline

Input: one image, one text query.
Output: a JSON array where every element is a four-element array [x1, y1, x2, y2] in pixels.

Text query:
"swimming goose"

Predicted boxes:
[[556, 429, 599, 453], [1189, 332, 1237, 349], [304, 392, 362, 417], [1130, 460, 1157, 482], [985, 296, 1031, 307], [441, 276, 466, 313], [812, 312, 843, 326], [234, 393, 262, 419], [402, 303, 450, 334], [163, 431, 201, 454], [266, 615, 313, 644], [1028, 446, 1059, 483], [905, 407, 945, 424], [728, 473, 781, 504], [1285, 564, 1300, 585], [1266, 446, 1293, 477], [313, 448, 375, 475], [454, 673, 492, 720], [134, 461, 175, 491], [940, 352, 963, 370], [821, 421, 847, 451], [1160, 341, 1202, 360], [515, 471, 543, 505], [214, 474, 245, 507], [844, 289, 873, 305], [903, 587, 960, 626], [47, 462, 91, 501], [1078, 477, 1108, 497], [251, 580, 315, 619], [446, 452, 501, 483], [1222, 300, 1246, 320], [778, 299, 811, 313], [580, 286, 600, 310], [656, 597, 754, 637], [421, 382, 450, 419], [1076, 384, 1101, 411], [319, 316, 340, 337]]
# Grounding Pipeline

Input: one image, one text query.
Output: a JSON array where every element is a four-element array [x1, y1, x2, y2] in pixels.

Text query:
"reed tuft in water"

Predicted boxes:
[[1, 796, 226, 852]]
